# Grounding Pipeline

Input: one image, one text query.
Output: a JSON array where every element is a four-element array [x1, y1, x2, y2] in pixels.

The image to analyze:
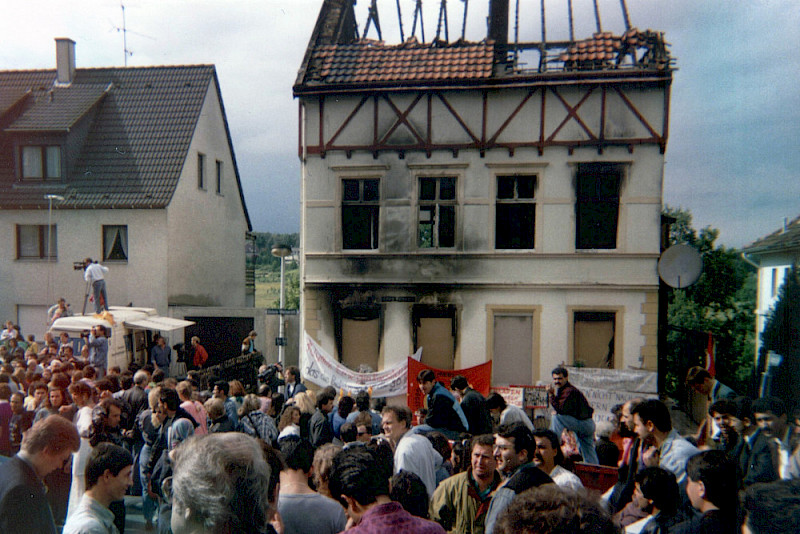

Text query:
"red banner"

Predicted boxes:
[[407, 358, 493, 417]]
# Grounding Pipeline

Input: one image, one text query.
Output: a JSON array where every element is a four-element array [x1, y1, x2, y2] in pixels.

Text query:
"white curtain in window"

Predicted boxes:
[[104, 226, 128, 260], [21, 147, 42, 178]]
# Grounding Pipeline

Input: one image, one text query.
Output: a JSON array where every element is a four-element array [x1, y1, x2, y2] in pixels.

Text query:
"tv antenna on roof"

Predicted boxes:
[[110, 2, 155, 66]]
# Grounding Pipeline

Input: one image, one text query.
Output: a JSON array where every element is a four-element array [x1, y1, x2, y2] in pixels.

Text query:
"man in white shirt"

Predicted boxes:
[[381, 405, 442, 497], [62, 443, 133, 534], [532, 429, 584, 492], [486, 392, 533, 432], [83, 258, 110, 315]]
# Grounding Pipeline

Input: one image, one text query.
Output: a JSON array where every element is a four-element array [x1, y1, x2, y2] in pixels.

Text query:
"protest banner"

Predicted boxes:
[[301, 332, 411, 397], [407, 358, 492, 415], [565, 367, 658, 424]]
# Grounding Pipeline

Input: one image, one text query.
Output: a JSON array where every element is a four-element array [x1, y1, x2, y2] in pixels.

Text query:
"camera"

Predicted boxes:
[[258, 363, 284, 391], [73, 261, 86, 271], [80, 330, 90, 338]]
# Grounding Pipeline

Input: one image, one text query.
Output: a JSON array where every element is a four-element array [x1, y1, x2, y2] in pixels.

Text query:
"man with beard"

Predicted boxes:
[[430, 434, 501, 534], [607, 398, 644, 513]]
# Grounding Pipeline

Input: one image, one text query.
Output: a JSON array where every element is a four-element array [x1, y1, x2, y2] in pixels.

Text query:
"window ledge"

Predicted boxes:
[[12, 181, 67, 190]]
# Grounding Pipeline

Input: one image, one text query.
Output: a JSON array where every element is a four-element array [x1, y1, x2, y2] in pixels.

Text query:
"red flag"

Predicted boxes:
[[705, 332, 716, 377], [407, 358, 492, 416]]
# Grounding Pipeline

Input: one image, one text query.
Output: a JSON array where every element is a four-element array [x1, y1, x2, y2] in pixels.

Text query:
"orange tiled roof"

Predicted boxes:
[[559, 28, 668, 70], [306, 38, 495, 85]]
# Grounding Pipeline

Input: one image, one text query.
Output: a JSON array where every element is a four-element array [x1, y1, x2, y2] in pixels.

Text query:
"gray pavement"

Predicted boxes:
[[123, 495, 152, 534]]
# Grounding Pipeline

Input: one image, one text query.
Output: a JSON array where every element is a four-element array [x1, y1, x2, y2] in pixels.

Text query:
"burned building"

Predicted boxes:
[[293, 0, 673, 384]]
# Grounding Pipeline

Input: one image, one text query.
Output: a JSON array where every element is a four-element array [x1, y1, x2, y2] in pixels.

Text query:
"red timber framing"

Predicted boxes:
[[300, 78, 671, 159]]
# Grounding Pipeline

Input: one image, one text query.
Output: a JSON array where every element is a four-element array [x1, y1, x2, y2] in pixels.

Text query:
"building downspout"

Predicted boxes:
[[299, 101, 308, 360]]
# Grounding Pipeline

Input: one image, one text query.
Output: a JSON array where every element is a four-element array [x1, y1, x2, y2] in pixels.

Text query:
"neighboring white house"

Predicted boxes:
[[0, 38, 254, 341], [293, 0, 673, 384], [742, 215, 800, 360]]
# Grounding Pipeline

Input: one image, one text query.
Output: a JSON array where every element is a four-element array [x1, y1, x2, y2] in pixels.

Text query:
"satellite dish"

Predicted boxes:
[[658, 244, 703, 288]]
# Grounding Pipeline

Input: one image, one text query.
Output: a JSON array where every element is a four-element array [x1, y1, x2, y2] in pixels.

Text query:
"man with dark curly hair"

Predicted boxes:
[[495, 485, 618, 534]]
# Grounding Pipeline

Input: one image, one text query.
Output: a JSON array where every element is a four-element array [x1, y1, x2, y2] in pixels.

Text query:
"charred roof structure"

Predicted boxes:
[[295, 0, 673, 158], [294, 0, 674, 383]]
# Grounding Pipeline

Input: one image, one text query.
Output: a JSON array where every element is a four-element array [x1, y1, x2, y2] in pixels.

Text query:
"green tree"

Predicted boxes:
[[663, 206, 756, 396], [759, 264, 800, 409], [271, 269, 300, 310], [248, 232, 299, 269]]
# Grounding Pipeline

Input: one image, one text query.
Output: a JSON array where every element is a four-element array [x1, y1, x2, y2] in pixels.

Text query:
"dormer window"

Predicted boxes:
[[21, 145, 62, 180]]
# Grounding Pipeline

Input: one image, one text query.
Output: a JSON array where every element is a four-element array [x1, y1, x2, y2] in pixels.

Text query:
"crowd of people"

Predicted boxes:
[[1, 322, 799, 534]]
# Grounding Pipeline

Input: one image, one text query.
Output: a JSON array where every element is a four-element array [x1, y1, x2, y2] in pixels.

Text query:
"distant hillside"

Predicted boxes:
[[248, 232, 299, 270]]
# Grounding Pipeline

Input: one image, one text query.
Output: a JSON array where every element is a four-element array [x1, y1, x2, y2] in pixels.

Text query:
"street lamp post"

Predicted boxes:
[[271, 244, 292, 365], [45, 194, 64, 307]]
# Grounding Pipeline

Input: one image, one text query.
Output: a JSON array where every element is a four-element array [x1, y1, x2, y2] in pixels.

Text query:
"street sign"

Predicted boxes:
[[266, 308, 298, 315], [275, 337, 287, 346]]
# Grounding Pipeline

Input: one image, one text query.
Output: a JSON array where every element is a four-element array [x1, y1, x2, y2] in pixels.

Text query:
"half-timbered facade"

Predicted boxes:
[[294, 0, 673, 384]]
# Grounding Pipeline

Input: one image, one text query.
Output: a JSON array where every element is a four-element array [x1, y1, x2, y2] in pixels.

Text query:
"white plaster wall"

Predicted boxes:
[[0, 208, 168, 336], [304, 85, 668, 148], [304, 285, 649, 383], [304, 143, 662, 259], [167, 80, 249, 307], [299, 81, 665, 381]]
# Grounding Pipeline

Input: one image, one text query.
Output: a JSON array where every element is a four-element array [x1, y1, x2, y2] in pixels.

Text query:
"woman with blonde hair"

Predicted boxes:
[[293, 391, 315, 441]]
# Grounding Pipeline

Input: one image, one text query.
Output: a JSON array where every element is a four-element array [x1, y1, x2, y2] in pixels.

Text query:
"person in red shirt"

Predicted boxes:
[[190, 337, 209, 369]]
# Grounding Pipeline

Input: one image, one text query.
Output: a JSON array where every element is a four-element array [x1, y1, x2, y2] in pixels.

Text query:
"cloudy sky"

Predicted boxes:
[[3, 0, 798, 248]]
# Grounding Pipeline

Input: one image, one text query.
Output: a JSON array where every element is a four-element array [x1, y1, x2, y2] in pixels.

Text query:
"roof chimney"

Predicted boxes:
[[488, 0, 509, 75], [55, 38, 76, 85]]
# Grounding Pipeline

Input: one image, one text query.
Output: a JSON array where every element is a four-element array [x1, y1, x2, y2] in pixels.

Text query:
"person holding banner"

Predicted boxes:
[[547, 367, 599, 465]]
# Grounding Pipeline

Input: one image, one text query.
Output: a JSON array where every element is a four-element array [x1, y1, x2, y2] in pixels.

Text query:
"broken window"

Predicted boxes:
[[335, 299, 381, 371], [573, 311, 615, 368], [575, 163, 622, 249], [418, 177, 456, 248], [496, 175, 536, 249], [342, 178, 380, 249], [413, 305, 456, 369], [103, 225, 128, 261]]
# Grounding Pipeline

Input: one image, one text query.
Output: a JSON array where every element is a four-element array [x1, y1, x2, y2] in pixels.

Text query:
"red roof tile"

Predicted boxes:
[[304, 38, 495, 86]]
